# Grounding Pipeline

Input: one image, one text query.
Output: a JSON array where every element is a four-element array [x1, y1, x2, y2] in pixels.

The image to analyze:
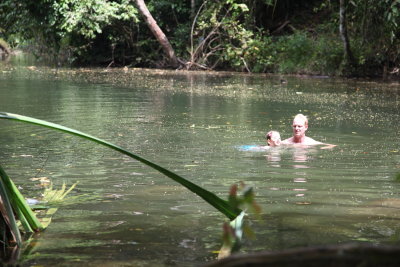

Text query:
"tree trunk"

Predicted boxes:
[[191, 0, 196, 19], [0, 42, 11, 55], [134, 0, 179, 68], [339, 0, 355, 75]]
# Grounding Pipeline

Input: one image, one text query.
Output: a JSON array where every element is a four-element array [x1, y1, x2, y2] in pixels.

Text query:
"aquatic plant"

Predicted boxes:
[[1, 111, 251, 263], [0, 166, 76, 263], [218, 183, 260, 259], [35, 182, 79, 229], [0, 165, 43, 248], [0, 166, 23, 247], [0, 166, 43, 232], [0, 112, 241, 220]]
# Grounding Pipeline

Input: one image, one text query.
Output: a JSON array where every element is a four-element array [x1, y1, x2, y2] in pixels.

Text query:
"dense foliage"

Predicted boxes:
[[0, 0, 399, 77]]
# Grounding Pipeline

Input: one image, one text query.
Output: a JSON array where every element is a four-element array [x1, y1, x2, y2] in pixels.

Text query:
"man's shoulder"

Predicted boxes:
[[304, 137, 323, 145], [281, 137, 294, 144]]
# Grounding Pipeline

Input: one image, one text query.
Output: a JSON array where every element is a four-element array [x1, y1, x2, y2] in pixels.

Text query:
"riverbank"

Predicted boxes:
[[2, 1, 399, 80], [2, 52, 400, 86]]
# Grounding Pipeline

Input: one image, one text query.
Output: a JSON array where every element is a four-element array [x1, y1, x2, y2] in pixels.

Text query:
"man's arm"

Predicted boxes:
[[306, 138, 337, 149], [319, 143, 337, 149], [305, 137, 324, 145]]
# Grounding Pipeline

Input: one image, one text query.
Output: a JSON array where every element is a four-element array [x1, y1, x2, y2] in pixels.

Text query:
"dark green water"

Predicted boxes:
[[0, 55, 399, 266]]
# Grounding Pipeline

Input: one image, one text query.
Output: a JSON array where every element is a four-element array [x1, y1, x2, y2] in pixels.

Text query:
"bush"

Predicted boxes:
[[242, 34, 276, 73], [262, 31, 344, 75], [310, 35, 343, 75], [273, 32, 314, 74]]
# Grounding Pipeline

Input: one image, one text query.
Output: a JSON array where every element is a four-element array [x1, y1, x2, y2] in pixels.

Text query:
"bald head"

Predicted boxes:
[[293, 114, 308, 126]]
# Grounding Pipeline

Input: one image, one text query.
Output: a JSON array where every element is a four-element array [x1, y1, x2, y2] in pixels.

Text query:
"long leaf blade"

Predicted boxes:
[[0, 112, 241, 220], [0, 166, 23, 246], [0, 165, 43, 231]]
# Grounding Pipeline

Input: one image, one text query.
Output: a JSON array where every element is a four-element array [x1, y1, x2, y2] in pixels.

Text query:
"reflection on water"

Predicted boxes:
[[265, 146, 317, 167], [264, 147, 313, 205], [265, 148, 281, 167], [0, 58, 399, 266]]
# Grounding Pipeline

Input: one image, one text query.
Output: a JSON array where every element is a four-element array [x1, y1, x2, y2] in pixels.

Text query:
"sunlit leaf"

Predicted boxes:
[[0, 112, 241, 220]]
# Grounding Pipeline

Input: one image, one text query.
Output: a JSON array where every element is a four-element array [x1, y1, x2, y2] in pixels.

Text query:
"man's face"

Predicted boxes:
[[292, 118, 308, 138]]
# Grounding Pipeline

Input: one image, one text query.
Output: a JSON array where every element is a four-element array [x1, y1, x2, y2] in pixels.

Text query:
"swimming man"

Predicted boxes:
[[281, 114, 323, 145]]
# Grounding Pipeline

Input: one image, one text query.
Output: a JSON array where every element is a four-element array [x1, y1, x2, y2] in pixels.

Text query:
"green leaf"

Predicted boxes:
[[0, 166, 23, 246], [0, 165, 43, 232], [0, 112, 241, 220]]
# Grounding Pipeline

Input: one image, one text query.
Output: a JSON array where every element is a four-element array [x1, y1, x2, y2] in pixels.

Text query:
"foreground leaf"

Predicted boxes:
[[0, 165, 43, 232], [0, 112, 241, 220], [0, 166, 22, 246]]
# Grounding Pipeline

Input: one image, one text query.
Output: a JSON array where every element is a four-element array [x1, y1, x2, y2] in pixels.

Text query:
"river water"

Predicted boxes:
[[0, 55, 399, 266]]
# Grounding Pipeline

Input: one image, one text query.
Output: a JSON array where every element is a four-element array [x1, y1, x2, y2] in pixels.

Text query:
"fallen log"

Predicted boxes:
[[204, 243, 400, 267]]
